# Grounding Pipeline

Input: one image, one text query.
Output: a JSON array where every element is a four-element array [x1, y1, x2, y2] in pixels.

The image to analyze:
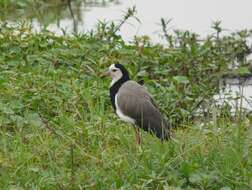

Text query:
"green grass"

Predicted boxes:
[[0, 24, 252, 189]]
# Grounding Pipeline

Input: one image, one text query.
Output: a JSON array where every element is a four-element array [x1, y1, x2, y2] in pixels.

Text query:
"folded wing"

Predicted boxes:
[[117, 81, 170, 140]]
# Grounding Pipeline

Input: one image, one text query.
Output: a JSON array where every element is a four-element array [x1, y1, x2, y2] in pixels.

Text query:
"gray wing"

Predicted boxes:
[[117, 81, 170, 140]]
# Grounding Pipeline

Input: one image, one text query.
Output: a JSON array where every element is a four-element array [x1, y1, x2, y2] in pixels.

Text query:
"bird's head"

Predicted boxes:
[[101, 63, 130, 86]]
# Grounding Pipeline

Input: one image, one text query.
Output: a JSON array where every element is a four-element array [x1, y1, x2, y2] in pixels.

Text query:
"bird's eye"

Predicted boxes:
[[112, 69, 117, 72]]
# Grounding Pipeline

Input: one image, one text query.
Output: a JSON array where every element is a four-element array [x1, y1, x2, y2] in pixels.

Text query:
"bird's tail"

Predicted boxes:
[[137, 114, 171, 141], [147, 117, 171, 141]]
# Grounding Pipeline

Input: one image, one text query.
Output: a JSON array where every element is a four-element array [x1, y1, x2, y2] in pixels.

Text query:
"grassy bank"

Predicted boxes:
[[0, 23, 252, 189]]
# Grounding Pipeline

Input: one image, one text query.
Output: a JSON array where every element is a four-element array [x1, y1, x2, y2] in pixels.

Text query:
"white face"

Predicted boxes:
[[108, 64, 123, 86]]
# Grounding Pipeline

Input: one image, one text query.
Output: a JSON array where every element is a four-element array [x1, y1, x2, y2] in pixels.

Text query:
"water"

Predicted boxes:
[[215, 78, 252, 112], [2, 0, 252, 43]]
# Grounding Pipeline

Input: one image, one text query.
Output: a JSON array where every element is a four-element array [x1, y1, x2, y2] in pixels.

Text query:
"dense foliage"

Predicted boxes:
[[0, 17, 252, 189]]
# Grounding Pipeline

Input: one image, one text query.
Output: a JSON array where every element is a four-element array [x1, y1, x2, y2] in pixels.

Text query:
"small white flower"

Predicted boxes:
[[21, 32, 29, 40], [63, 41, 68, 46], [13, 30, 20, 36], [47, 39, 54, 45]]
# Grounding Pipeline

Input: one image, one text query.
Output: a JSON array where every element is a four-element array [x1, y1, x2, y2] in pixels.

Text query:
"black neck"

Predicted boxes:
[[109, 76, 129, 110]]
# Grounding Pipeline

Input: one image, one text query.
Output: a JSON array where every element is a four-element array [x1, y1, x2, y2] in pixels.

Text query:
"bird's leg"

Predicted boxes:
[[134, 127, 141, 145]]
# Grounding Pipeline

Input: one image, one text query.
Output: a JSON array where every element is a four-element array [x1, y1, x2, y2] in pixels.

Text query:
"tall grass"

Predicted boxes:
[[0, 19, 251, 189]]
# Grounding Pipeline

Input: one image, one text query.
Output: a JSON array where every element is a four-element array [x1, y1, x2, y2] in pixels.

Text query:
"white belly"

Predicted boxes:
[[115, 94, 135, 124]]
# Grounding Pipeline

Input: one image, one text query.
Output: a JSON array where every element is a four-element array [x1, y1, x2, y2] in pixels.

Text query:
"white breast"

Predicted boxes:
[[115, 94, 135, 124]]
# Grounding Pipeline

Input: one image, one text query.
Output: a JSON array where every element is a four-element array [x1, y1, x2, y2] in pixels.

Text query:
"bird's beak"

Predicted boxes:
[[100, 70, 110, 78]]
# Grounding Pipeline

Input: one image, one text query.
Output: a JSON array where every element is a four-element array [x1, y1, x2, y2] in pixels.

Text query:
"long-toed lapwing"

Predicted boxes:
[[102, 63, 171, 144]]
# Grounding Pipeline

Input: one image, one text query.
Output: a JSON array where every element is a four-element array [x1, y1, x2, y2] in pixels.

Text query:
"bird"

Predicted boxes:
[[102, 63, 171, 143]]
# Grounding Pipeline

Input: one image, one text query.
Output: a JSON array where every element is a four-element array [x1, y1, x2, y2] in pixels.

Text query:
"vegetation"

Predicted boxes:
[[0, 7, 252, 189]]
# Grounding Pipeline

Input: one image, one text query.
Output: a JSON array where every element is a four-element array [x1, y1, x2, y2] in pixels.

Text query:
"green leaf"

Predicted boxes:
[[220, 187, 232, 190], [189, 173, 202, 184], [180, 162, 195, 178], [237, 66, 250, 75], [25, 113, 43, 128], [173, 76, 189, 84], [0, 102, 14, 115], [29, 167, 40, 173]]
